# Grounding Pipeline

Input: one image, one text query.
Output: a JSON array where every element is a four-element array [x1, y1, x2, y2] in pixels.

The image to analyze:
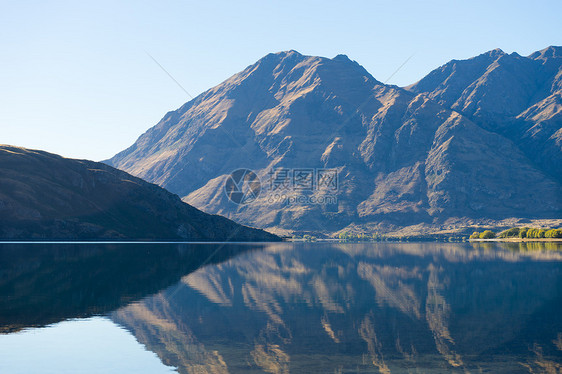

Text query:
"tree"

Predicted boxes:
[[479, 230, 496, 239], [470, 232, 480, 239], [537, 229, 546, 238], [526, 228, 538, 238], [499, 227, 520, 238], [544, 229, 562, 238], [549, 229, 562, 238], [303, 234, 316, 242]]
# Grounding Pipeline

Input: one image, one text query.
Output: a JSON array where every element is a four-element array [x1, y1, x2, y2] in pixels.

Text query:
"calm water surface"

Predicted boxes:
[[0, 242, 561, 373]]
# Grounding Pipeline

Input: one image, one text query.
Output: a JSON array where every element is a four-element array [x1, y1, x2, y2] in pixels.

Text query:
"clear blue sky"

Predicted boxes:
[[1, 0, 561, 161]]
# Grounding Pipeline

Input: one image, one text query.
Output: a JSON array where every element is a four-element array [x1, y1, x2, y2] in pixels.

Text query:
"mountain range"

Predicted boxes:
[[0, 145, 278, 241], [107, 47, 562, 236]]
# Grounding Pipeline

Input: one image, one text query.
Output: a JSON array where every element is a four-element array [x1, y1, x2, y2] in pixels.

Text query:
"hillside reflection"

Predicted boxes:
[[109, 242, 562, 373], [0, 243, 259, 333]]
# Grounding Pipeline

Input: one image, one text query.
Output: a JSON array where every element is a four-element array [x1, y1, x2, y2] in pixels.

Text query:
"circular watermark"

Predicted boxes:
[[224, 169, 261, 204]]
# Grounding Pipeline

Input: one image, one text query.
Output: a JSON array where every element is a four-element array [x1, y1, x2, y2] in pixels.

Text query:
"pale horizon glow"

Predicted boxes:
[[1, 0, 561, 161]]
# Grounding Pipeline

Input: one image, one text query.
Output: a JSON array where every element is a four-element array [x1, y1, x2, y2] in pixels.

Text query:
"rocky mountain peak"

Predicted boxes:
[[107, 48, 562, 236], [484, 47, 507, 59], [529, 45, 562, 60], [333, 53, 350, 61]]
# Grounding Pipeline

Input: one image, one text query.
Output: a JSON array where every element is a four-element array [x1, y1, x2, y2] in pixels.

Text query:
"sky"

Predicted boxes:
[[1, 0, 561, 161]]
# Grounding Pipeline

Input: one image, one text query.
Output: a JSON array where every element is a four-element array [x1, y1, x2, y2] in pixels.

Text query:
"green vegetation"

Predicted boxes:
[[470, 227, 562, 240], [479, 230, 496, 239], [302, 235, 317, 242], [336, 232, 467, 242], [338, 232, 380, 242], [291, 235, 318, 241], [545, 229, 562, 238], [526, 228, 543, 238], [498, 227, 520, 238], [507, 227, 562, 239], [470, 230, 497, 239], [300, 227, 562, 243]]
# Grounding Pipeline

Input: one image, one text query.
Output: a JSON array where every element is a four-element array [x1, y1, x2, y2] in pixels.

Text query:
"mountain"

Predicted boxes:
[[0, 145, 278, 241], [407, 46, 562, 184], [106, 49, 562, 236]]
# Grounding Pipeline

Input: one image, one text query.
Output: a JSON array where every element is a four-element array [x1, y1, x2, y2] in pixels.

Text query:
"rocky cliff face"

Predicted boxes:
[[0, 145, 278, 241], [407, 46, 562, 184], [107, 48, 562, 235]]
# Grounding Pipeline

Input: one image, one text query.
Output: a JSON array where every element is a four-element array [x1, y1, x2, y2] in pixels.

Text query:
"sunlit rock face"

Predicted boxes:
[[407, 46, 562, 185], [106, 48, 562, 234], [111, 242, 562, 373]]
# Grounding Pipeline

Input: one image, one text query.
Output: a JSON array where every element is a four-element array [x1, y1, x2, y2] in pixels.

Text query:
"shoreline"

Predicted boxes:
[[470, 238, 562, 242]]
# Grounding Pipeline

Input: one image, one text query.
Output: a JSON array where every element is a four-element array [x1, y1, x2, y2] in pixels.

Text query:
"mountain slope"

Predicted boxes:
[[107, 49, 562, 235], [0, 145, 278, 241], [407, 46, 562, 183]]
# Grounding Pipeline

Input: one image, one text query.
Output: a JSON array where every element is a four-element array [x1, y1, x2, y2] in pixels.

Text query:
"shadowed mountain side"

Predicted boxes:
[[111, 243, 562, 373], [0, 145, 279, 241], [0, 243, 263, 333], [107, 50, 562, 234]]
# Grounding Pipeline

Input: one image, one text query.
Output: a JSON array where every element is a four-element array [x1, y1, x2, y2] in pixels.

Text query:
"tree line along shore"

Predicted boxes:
[[470, 227, 562, 240]]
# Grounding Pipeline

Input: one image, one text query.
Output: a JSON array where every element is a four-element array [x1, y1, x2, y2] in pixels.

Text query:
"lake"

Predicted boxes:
[[0, 241, 561, 373]]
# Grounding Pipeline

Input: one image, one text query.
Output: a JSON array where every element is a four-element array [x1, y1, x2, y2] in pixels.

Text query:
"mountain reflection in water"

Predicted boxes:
[[1, 242, 561, 373]]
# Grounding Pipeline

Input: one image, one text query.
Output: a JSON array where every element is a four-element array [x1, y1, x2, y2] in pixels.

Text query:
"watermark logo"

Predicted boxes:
[[267, 168, 338, 191], [225, 167, 339, 206], [224, 169, 261, 204]]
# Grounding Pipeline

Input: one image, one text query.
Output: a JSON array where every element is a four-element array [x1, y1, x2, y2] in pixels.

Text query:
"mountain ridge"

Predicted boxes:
[[407, 45, 562, 184], [0, 145, 279, 241], [107, 47, 562, 236]]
